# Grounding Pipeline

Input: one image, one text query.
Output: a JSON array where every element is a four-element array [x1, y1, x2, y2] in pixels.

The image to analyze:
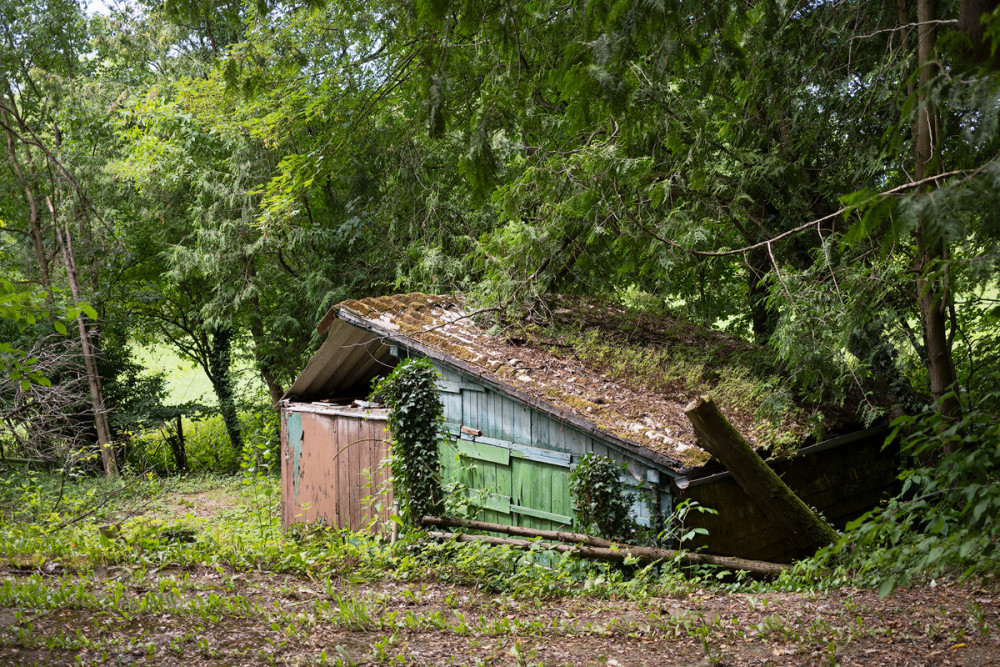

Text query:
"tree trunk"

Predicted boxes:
[[54, 208, 118, 478], [207, 326, 243, 452], [958, 0, 1000, 64], [167, 413, 188, 472], [683, 395, 838, 552], [424, 514, 625, 548], [912, 0, 963, 428], [2, 103, 50, 290]]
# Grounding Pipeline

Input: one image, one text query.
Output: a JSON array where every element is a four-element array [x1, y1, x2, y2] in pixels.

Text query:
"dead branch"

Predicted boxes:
[[422, 517, 789, 577]]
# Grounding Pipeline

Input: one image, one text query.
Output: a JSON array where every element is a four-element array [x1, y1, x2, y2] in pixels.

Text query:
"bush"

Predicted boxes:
[[569, 453, 636, 543], [820, 394, 1000, 595]]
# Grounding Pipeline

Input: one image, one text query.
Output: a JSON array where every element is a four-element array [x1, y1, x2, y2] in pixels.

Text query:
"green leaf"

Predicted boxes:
[[878, 576, 897, 599]]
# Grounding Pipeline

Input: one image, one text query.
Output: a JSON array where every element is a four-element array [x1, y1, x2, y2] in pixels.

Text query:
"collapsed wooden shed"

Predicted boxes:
[[280, 293, 897, 561]]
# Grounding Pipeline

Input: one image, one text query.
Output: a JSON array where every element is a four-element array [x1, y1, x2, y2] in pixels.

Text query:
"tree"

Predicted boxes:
[[0, 0, 122, 475]]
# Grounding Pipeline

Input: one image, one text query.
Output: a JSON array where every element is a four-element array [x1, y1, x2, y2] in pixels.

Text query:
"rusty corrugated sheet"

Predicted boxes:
[[284, 318, 395, 402]]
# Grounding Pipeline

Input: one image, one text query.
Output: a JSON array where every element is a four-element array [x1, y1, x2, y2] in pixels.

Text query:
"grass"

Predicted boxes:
[[130, 342, 267, 407], [131, 343, 217, 406], [0, 473, 997, 665]]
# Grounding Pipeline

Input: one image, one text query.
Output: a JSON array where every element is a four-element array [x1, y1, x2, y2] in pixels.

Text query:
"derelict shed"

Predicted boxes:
[[279, 293, 896, 561]]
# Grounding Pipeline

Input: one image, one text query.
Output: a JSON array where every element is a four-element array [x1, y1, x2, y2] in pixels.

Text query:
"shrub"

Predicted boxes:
[[820, 393, 1000, 596], [569, 453, 636, 543], [371, 357, 444, 526]]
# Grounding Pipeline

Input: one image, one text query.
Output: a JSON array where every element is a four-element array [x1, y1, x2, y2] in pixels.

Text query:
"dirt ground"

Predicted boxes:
[[1, 490, 998, 666]]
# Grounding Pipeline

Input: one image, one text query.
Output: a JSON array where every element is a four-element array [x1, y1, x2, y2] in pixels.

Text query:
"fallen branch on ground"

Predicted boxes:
[[422, 516, 789, 577]]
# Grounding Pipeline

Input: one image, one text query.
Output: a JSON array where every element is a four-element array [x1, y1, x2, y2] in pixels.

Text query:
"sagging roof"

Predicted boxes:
[[285, 293, 861, 472]]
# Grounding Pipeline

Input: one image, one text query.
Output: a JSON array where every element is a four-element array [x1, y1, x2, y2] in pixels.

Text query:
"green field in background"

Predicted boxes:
[[132, 344, 268, 407], [131, 344, 217, 406]]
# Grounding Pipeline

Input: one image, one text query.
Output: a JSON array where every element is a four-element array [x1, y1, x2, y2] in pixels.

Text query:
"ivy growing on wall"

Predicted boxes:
[[569, 453, 637, 543], [371, 357, 444, 526]]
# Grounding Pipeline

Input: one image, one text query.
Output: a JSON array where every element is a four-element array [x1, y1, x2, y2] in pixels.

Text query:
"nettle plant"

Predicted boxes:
[[371, 357, 444, 526], [569, 453, 637, 543]]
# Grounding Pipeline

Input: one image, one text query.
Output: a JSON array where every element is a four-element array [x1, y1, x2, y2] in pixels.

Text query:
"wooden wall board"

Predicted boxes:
[[280, 408, 392, 532]]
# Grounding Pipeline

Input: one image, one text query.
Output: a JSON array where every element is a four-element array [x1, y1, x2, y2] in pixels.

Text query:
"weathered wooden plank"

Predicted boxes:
[[512, 458, 529, 528], [337, 417, 351, 528], [501, 395, 516, 442], [371, 422, 392, 525], [357, 418, 371, 524], [482, 493, 512, 514], [496, 457, 512, 519], [551, 419, 569, 453], [457, 439, 510, 465], [512, 402, 531, 448], [537, 460, 554, 529], [511, 457, 525, 526], [551, 464, 572, 527], [439, 440, 456, 488], [567, 429, 595, 457], [483, 460, 499, 498], [509, 504, 573, 525], [365, 419, 385, 524], [285, 412, 303, 513], [450, 430, 572, 467], [509, 445, 571, 467], [458, 389, 472, 429], [441, 391, 463, 424], [323, 416, 338, 524], [589, 437, 610, 458], [348, 417, 363, 530], [530, 411, 549, 451], [436, 379, 462, 394], [478, 390, 492, 439]]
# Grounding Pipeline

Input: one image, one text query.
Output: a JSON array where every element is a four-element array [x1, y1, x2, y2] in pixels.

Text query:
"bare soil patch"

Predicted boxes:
[[1, 559, 997, 665]]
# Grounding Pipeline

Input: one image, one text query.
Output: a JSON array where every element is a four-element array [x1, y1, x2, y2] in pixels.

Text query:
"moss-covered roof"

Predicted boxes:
[[332, 293, 858, 469]]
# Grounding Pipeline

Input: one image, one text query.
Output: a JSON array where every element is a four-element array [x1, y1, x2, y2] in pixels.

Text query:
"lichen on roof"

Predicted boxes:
[[336, 293, 856, 469]]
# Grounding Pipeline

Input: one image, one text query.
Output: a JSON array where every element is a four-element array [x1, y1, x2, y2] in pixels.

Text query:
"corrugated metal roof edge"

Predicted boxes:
[[334, 305, 689, 476]]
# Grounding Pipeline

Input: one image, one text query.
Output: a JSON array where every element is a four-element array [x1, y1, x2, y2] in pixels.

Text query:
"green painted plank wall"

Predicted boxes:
[[429, 361, 670, 533]]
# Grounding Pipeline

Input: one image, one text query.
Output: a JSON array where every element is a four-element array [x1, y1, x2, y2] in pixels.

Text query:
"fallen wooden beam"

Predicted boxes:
[[684, 395, 840, 552], [422, 517, 789, 577], [423, 515, 613, 548]]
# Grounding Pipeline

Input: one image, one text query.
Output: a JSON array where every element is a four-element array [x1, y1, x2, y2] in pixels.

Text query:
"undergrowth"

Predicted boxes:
[[807, 394, 1000, 596], [0, 470, 734, 601]]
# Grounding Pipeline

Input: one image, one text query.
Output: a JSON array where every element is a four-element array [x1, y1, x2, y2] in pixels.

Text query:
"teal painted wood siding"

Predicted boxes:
[[433, 362, 670, 532]]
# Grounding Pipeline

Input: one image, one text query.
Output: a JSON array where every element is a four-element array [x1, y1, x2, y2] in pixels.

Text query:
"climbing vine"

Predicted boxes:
[[371, 357, 444, 526], [569, 453, 637, 543]]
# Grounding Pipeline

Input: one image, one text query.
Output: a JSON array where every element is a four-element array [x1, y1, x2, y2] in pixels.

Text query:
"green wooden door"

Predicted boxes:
[[441, 434, 573, 530]]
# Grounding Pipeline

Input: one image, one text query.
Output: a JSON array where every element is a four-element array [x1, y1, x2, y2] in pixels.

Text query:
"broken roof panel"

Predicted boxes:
[[285, 293, 861, 471]]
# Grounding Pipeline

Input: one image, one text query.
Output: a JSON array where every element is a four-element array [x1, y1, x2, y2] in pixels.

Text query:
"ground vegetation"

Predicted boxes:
[[0, 0, 999, 661]]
